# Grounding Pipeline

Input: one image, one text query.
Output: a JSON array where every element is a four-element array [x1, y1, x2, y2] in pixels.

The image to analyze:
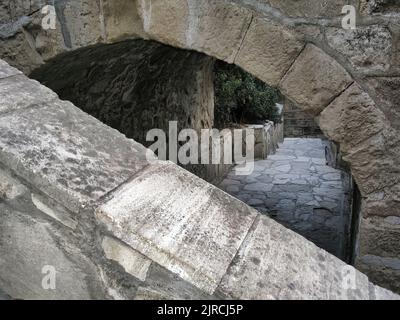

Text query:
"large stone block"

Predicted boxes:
[[56, 0, 104, 49], [96, 161, 257, 294], [318, 83, 387, 152], [102, 0, 146, 42], [357, 259, 400, 294], [24, 8, 66, 62], [371, 284, 400, 300], [137, 0, 252, 62], [0, 98, 151, 213], [342, 129, 400, 195], [326, 26, 392, 72], [364, 77, 400, 130], [0, 32, 43, 74], [0, 74, 58, 114], [0, 59, 21, 78], [217, 215, 370, 300], [358, 217, 400, 258], [363, 184, 400, 218], [235, 17, 304, 86], [280, 44, 353, 115], [0, 204, 105, 300]]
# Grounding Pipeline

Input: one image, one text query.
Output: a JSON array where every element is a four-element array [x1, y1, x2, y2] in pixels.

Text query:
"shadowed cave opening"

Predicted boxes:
[[30, 38, 359, 263]]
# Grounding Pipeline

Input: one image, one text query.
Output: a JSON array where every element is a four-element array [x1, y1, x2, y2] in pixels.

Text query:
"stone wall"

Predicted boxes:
[[29, 38, 219, 182], [283, 99, 322, 138], [30, 39, 215, 148], [1, 0, 400, 294], [0, 60, 398, 300], [205, 121, 284, 185], [247, 121, 284, 160]]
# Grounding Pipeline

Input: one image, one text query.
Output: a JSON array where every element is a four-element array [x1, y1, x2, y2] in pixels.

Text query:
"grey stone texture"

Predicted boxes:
[[283, 98, 322, 138], [219, 138, 351, 259], [280, 44, 353, 116], [0, 59, 398, 299], [96, 161, 258, 294], [0, 0, 400, 297], [217, 215, 370, 300], [0, 98, 152, 214], [30, 39, 216, 182]]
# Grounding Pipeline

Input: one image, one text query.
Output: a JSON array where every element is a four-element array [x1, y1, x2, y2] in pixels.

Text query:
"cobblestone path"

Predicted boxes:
[[219, 138, 351, 259]]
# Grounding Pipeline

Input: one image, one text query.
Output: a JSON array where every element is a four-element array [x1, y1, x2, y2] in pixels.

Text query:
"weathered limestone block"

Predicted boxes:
[[0, 74, 57, 114], [0, 0, 44, 21], [102, 236, 151, 282], [217, 215, 370, 300], [56, 0, 104, 49], [0, 168, 27, 200], [318, 83, 400, 195], [280, 44, 353, 116], [24, 9, 66, 62], [96, 161, 257, 294], [0, 204, 105, 300], [137, 0, 252, 62], [318, 83, 387, 152], [0, 97, 152, 213], [266, 0, 347, 18], [0, 59, 21, 78], [343, 129, 400, 195], [359, 217, 400, 257], [326, 26, 392, 72], [0, 32, 43, 74], [357, 258, 400, 294], [102, 0, 147, 42], [364, 77, 400, 130], [363, 184, 400, 218], [0, 16, 31, 39], [0, 1, 65, 72], [235, 17, 304, 86], [371, 284, 400, 300]]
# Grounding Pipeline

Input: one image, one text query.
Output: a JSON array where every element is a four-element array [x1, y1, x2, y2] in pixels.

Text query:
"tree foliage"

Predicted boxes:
[[214, 61, 281, 128]]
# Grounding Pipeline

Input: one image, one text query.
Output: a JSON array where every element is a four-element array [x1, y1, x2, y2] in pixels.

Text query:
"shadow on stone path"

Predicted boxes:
[[219, 138, 351, 260]]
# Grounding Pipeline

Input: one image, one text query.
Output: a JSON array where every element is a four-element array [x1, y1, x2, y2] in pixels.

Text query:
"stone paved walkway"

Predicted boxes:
[[219, 138, 351, 260]]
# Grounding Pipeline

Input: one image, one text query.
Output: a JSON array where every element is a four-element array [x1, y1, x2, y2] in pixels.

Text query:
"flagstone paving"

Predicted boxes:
[[219, 138, 351, 260]]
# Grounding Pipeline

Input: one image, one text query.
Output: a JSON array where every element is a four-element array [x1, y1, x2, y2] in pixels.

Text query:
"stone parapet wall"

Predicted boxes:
[[206, 120, 284, 184], [0, 60, 398, 300], [247, 121, 284, 160]]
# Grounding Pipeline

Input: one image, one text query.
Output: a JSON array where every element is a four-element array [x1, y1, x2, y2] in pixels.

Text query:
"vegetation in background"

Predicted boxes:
[[214, 61, 281, 128]]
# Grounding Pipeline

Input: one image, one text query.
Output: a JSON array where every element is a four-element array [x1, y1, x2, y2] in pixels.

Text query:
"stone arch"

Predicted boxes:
[[1, 0, 399, 295]]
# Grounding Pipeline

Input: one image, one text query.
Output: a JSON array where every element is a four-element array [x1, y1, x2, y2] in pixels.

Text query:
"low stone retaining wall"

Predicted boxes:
[[205, 120, 284, 184], [248, 121, 284, 160]]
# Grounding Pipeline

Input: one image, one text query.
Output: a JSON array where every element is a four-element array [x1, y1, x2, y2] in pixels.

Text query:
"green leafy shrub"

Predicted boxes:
[[214, 61, 281, 128]]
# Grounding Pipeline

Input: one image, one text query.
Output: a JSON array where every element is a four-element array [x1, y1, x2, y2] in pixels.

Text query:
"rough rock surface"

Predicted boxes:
[[279, 45, 353, 116], [0, 0, 400, 295]]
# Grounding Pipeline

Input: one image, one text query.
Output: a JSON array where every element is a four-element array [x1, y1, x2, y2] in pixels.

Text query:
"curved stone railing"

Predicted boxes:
[[0, 60, 398, 300]]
